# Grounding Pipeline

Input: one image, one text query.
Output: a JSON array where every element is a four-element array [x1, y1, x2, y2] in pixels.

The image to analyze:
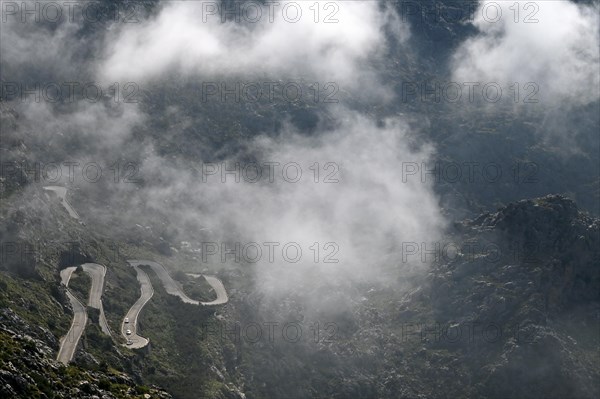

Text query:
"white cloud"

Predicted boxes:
[[3, 0, 445, 304], [14, 101, 145, 160], [133, 109, 445, 297], [452, 0, 599, 105], [0, 1, 96, 82], [99, 1, 407, 89]]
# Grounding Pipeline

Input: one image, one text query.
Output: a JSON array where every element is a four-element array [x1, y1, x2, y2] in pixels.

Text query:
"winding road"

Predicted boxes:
[[46, 186, 228, 354], [128, 260, 198, 304], [197, 275, 228, 306], [57, 264, 112, 363], [43, 186, 81, 220], [57, 267, 87, 365], [127, 260, 228, 306], [81, 263, 111, 335], [121, 265, 153, 349], [122, 260, 228, 348]]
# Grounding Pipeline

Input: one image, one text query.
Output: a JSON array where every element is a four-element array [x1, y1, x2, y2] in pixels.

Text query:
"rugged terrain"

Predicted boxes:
[[1, 0, 599, 398]]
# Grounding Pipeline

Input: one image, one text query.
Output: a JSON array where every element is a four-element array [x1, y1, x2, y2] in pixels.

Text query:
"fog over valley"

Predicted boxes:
[[0, 1, 599, 398]]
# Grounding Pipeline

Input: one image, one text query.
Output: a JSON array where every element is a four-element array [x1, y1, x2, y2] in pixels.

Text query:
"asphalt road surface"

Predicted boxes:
[[60, 266, 76, 286], [43, 186, 81, 220], [51, 188, 228, 354], [128, 260, 199, 304], [57, 267, 87, 365], [122, 260, 228, 349], [121, 264, 153, 349], [128, 260, 229, 306], [81, 263, 111, 335], [195, 275, 229, 306]]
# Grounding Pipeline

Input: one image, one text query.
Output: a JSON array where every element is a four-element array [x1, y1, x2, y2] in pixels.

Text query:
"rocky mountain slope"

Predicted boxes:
[[1, 103, 598, 398], [1, 0, 599, 397], [226, 195, 599, 399], [0, 307, 171, 399]]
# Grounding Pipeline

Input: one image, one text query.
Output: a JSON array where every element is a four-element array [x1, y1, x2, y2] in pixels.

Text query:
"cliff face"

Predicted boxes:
[[481, 196, 599, 305], [425, 195, 600, 398], [220, 195, 599, 399]]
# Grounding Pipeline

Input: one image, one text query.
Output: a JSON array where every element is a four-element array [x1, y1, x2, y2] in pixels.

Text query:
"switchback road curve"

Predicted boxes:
[[81, 263, 111, 335], [122, 260, 229, 348], [43, 186, 81, 220], [57, 267, 87, 365], [46, 186, 228, 353], [57, 264, 112, 364], [121, 264, 153, 349]]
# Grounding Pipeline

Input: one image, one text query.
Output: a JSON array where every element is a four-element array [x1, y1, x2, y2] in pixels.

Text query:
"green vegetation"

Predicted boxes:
[[67, 268, 91, 304], [131, 266, 237, 398], [178, 273, 216, 303], [0, 272, 71, 339], [0, 329, 164, 399]]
